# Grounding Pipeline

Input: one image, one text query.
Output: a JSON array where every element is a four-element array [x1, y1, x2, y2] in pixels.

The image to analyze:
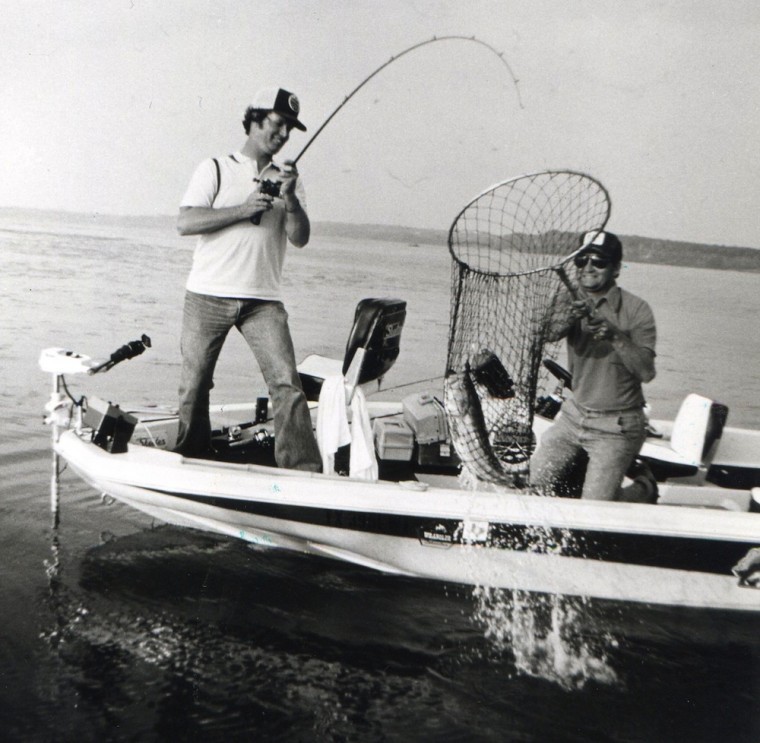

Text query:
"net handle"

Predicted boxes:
[[555, 265, 581, 300]]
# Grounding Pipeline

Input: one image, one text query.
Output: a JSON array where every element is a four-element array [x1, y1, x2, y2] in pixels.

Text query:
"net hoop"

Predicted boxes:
[[444, 170, 611, 484], [447, 170, 612, 278]]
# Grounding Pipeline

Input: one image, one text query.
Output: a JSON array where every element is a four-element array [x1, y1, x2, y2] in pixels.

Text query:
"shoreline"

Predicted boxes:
[[1, 207, 758, 273]]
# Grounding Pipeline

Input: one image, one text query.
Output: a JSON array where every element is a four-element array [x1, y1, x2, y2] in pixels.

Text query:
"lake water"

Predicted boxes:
[[1, 212, 759, 741]]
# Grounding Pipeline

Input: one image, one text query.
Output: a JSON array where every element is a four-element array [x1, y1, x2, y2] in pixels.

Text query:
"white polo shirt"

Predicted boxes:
[[180, 152, 308, 300]]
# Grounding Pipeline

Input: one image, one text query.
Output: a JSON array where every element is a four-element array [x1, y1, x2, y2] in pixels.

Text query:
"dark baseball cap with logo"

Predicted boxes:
[[250, 87, 306, 131], [578, 230, 623, 263]]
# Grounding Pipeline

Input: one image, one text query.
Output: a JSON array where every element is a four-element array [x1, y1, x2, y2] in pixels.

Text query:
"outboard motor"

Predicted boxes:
[[299, 298, 407, 401], [343, 298, 407, 384]]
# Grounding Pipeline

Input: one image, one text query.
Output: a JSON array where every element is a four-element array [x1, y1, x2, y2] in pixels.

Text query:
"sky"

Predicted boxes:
[[3, 0, 759, 248]]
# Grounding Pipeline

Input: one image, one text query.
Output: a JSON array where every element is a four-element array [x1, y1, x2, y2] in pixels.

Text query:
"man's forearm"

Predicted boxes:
[[177, 205, 248, 236], [610, 332, 656, 382], [283, 197, 310, 247], [592, 304, 656, 382]]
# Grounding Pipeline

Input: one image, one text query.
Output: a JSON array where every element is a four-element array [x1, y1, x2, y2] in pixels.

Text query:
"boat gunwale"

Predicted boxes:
[[54, 428, 760, 545]]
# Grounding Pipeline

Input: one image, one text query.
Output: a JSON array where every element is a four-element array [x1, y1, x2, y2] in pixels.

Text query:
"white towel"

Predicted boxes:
[[316, 375, 351, 475], [315, 375, 378, 480], [349, 387, 378, 481]]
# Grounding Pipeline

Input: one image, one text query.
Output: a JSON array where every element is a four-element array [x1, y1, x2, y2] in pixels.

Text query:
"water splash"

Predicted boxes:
[[472, 585, 619, 690], [454, 475, 621, 690]]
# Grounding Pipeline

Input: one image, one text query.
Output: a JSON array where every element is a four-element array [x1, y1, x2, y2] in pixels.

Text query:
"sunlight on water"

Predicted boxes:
[[471, 586, 619, 690]]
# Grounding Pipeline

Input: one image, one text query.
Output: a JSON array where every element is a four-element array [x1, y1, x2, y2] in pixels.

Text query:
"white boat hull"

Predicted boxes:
[[56, 429, 760, 613]]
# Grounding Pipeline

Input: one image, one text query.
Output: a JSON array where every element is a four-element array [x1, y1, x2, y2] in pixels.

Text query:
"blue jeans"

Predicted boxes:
[[175, 291, 321, 471], [530, 399, 647, 500]]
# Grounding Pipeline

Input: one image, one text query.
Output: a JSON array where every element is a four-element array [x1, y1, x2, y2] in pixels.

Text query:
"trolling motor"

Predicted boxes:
[[88, 334, 152, 373], [40, 334, 152, 376], [41, 334, 152, 440], [40, 334, 153, 520]]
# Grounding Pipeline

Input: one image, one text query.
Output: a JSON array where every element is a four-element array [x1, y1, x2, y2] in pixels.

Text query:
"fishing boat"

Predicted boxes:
[[40, 170, 760, 613], [40, 292, 760, 613]]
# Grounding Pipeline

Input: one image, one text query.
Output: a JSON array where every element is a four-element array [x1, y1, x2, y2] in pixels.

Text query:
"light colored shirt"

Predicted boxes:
[[568, 285, 656, 411], [180, 152, 308, 300]]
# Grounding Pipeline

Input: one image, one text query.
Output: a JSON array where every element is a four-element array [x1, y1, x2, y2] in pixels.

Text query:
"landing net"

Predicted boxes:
[[444, 171, 610, 485]]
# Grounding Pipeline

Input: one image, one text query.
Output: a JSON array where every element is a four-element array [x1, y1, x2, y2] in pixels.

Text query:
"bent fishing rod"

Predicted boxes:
[[292, 35, 523, 166]]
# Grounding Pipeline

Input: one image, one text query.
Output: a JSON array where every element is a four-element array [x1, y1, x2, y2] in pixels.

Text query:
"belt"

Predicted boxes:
[[571, 400, 645, 417]]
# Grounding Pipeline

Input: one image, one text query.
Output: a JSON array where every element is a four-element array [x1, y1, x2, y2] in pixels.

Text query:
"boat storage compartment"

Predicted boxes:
[[416, 439, 460, 467], [403, 392, 447, 443], [402, 392, 460, 468], [373, 418, 414, 461], [84, 396, 137, 454]]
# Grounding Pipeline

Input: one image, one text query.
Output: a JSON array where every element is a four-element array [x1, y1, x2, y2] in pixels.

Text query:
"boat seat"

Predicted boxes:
[[642, 393, 728, 479], [298, 298, 407, 402]]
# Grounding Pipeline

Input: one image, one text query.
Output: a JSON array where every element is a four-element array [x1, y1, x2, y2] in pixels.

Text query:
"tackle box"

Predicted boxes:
[[402, 392, 460, 468], [416, 440, 460, 468], [402, 392, 448, 444], [373, 417, 414, 461]]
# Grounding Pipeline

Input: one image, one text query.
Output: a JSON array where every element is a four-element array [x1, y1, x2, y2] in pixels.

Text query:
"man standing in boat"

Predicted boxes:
[[531, 231, 657, 501], [173, 87, 322, 471]]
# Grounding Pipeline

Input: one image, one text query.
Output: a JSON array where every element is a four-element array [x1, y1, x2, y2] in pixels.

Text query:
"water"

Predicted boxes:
[[1, 211, 759, 741]]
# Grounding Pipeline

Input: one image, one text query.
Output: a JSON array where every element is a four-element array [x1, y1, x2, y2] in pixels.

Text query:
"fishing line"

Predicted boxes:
[[293, 35, 523, 165], [287, 37, 522, 408], [367, 374, 446, 396]]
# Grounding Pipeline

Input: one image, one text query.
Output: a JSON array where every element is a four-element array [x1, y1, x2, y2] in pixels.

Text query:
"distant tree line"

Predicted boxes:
[[314, 222, 760, 272], [2, 209, 757, 272], [621, 235, 760, 272]]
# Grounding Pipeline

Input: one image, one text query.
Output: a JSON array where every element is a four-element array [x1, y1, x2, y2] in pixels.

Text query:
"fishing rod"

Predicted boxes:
[[293, 35, 523, 165]]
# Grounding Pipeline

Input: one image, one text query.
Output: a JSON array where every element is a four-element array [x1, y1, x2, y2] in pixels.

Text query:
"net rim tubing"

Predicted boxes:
[[446, 169, 611, 277]]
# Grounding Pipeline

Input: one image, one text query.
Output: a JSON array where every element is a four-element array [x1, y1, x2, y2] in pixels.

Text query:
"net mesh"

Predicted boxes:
[[444, 171, 610, 486]]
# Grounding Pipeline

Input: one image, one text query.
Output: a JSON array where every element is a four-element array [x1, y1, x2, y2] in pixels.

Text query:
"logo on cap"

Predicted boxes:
[[288, 94, 300, 115], [582, 231, 606, 247], [578, 230, 622, 262]]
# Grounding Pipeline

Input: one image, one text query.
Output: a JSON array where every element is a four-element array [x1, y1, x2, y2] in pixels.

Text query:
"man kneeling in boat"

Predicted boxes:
[[531, 231, 658, 502]]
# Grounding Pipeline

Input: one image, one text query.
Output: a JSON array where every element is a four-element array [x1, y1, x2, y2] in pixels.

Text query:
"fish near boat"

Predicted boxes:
[[443, 360, 520, 487]]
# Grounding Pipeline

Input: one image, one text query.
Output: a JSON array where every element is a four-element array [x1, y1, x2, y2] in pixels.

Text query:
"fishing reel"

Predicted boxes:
[[258, 178, 281, 198], [226, 425, 274, 447], [250, 177, 281, 225]]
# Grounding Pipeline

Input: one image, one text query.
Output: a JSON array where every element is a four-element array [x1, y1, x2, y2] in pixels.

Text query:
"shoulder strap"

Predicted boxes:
[[210, 158, 221, 206]]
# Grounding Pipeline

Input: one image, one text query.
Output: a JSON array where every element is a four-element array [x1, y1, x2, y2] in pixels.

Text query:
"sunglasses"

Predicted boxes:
[[574, 255, 611, 269]]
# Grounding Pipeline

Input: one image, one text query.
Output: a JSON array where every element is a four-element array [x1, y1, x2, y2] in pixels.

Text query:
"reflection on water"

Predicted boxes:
[[38, 524, 516, 740], [32, 515, 760, 741]]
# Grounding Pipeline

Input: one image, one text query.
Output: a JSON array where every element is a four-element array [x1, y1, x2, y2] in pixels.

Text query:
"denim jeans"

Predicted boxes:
[[530, 399, 647, 500], [175, 291, 321, 471]]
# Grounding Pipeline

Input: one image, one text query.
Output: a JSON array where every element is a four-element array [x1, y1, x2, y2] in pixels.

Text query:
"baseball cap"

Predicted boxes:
[[578, 230, 622, 263], [250, 87, 306, 131]]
